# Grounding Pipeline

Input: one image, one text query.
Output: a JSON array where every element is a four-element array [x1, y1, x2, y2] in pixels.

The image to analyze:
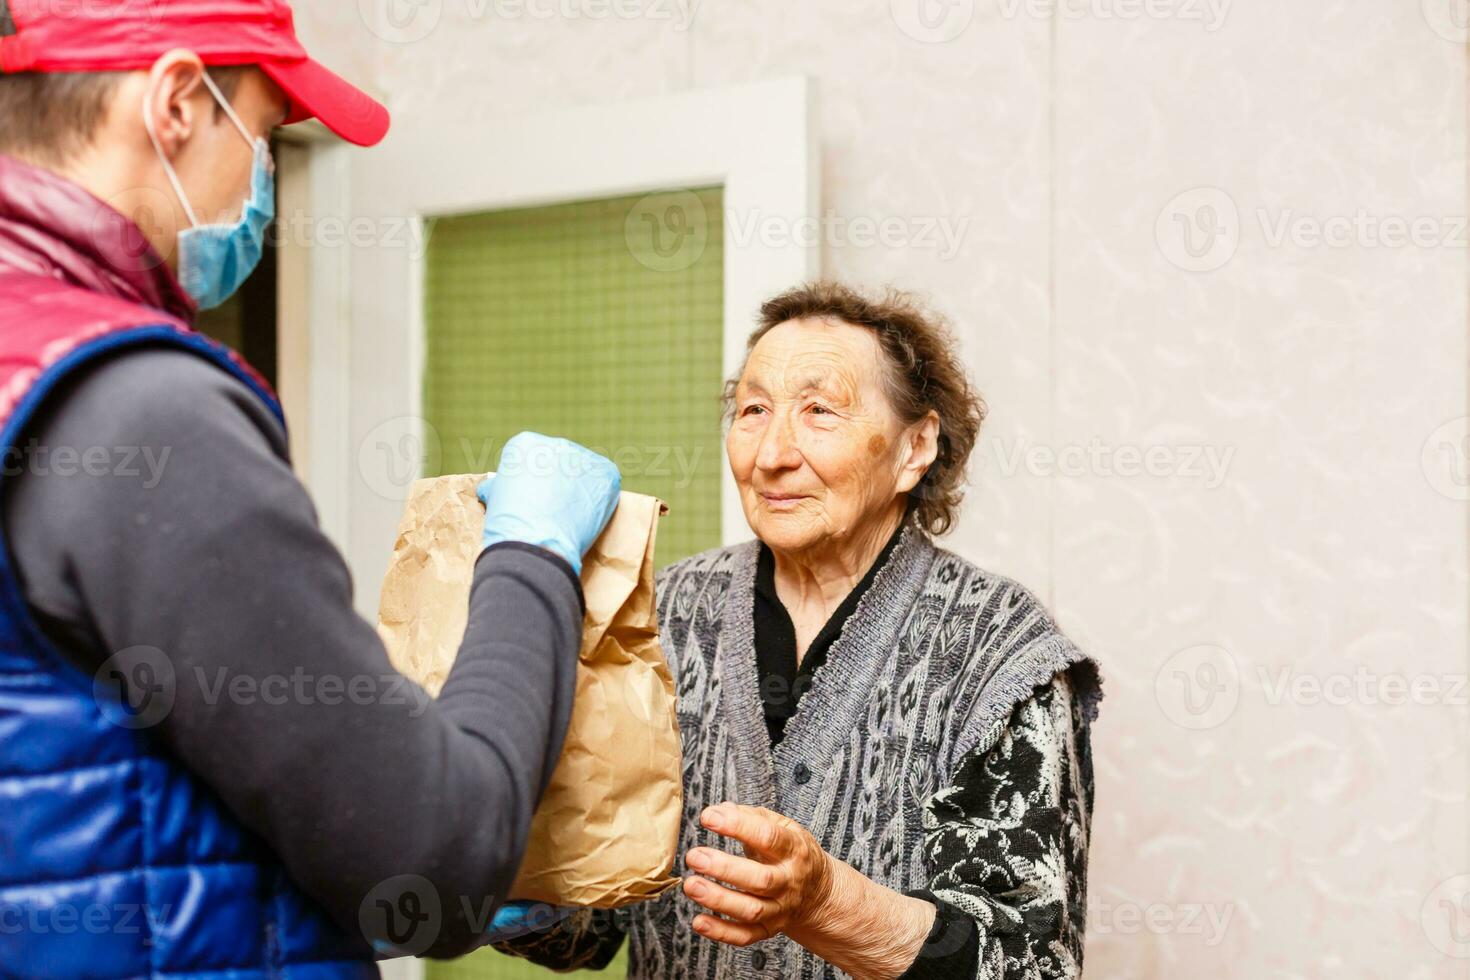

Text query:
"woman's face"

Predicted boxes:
[[726, 318, 933, 558]]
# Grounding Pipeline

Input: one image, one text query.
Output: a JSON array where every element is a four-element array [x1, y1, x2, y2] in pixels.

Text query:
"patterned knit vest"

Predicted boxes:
[[625, 527, 1102, 980]]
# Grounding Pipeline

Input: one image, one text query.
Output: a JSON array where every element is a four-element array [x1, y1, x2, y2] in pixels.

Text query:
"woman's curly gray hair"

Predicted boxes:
[[724, 281, 987, 537]]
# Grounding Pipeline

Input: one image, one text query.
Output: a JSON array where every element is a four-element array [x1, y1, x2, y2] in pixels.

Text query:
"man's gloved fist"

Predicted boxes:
[[477, 431, 621, 576]]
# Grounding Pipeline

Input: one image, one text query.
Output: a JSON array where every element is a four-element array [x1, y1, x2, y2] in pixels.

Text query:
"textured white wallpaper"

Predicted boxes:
[[312, 0, 1470, 974]]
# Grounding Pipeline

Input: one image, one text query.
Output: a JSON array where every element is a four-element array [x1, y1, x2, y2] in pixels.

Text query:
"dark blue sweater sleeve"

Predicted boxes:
[[1, 346, 583, 959]]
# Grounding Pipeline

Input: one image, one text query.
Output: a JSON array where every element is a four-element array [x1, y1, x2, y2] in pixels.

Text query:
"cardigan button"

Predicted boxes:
[[751, 950, 768, 970], [793, 763, 812, 785]]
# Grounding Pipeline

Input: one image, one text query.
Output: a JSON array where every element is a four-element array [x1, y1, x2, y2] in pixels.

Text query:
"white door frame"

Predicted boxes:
[[275, 124, 355, 553], [325, 77, 820, 620]]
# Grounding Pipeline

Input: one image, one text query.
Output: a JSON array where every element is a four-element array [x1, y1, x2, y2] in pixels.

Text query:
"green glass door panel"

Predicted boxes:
[[422, 187, 725, 571]]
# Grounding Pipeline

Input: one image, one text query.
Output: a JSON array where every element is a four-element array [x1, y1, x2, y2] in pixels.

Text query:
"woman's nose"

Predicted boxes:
[[754, 413, 802, 472]]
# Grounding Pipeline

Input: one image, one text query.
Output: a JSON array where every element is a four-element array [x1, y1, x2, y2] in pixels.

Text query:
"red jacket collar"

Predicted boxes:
[[0, 153, 196, 323]]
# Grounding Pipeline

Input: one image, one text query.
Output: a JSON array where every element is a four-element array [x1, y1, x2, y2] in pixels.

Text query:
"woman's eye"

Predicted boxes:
[[741, 405, 767, 417], [808, 404, 833, 416]]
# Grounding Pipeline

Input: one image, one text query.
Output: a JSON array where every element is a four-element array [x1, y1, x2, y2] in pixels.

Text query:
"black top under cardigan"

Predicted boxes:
[[753, 525, 904, 746]]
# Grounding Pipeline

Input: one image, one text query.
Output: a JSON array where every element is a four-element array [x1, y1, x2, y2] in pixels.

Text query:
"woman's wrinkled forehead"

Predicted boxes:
[[740, 318, 884, 401]]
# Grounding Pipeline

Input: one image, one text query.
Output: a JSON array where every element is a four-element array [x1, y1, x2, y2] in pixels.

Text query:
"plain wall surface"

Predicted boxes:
[[292, 1, 1470, 975]]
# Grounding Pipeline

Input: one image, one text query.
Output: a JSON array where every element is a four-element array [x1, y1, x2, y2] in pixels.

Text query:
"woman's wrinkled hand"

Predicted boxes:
[[681, 802, 838, 948]]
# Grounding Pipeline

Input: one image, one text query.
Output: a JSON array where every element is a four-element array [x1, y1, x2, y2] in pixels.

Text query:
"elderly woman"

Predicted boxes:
[[498, 282, 1102, 979]]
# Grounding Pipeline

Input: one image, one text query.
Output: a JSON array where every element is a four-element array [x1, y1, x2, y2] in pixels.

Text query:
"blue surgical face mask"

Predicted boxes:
[[144, 73, 275, 311]]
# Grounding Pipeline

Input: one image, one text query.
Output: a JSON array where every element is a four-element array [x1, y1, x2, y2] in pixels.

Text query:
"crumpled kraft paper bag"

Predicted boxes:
[[376, 473, 681, 908]]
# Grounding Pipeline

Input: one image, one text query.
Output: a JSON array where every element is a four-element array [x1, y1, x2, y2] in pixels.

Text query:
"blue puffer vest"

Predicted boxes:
[[0, 155, 377, 979]]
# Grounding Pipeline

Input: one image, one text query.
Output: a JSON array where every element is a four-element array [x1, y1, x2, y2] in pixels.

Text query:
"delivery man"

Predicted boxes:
[[0, 0, 619, 975]]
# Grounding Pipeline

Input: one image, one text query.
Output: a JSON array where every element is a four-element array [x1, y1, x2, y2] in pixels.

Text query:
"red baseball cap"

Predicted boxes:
[[0, 0, 390, 147]]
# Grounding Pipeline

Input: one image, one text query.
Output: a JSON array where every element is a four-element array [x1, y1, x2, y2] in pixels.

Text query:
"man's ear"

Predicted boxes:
[[895, 411, 941, 495], [142, 49, 209, 160]]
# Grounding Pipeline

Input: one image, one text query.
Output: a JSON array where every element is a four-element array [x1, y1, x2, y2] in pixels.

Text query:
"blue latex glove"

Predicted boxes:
[[485, 901, 577, 943], [478, 431, 621, 576]]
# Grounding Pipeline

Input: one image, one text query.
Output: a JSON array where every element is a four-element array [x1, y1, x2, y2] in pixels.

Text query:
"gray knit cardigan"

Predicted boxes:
[[502, 526, 1102, 979]]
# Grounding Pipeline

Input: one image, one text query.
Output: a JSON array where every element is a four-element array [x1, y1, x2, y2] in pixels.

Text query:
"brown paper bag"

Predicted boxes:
[[376, 474, 681, 908]]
